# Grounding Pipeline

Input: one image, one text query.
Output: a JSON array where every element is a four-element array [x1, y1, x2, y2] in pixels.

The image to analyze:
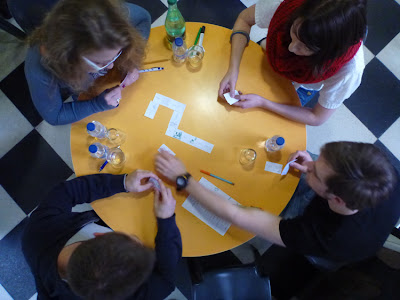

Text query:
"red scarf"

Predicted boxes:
[[266, 0, 361, 83]]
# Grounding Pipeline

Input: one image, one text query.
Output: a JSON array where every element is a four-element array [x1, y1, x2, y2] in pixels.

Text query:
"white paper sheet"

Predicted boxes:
[[158, 144, 176, 156], [182, 177, 240, 235], [281, 159, 296, 175], [144, 101, 159, 119], [264, 161, 283, 174], [224, 90, 240, 105], [145, 93, 214, 153]]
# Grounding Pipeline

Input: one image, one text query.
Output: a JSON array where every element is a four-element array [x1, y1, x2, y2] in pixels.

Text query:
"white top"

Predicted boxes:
[[254, 0, 365, 109]]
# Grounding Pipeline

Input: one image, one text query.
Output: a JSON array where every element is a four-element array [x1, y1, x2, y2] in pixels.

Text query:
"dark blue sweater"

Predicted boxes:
[[22, 174, 182, 300]]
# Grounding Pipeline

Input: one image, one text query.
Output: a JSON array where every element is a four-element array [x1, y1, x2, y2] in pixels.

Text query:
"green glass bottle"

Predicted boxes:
[[165, 0, 186, 45]]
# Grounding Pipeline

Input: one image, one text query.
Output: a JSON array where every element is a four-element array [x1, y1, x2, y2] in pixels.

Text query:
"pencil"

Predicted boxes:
[[200, 170, 234, 185], [143, 58, 170, 65]]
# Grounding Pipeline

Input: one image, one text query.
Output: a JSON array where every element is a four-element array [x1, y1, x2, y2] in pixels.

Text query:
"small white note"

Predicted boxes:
[[224, 90, 240, 105], [281, 159, 296, 175], [264, 161, 283, 174], [144, 101, 159, 119], [158, 144, 176, 156]]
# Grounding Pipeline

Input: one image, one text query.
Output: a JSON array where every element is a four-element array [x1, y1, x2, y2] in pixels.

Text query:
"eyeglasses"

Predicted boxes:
[[82, 50, 122, 71]]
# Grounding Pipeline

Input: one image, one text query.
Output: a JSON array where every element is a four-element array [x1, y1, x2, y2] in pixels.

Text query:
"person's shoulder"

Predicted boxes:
[[25, 45, 53, 80]]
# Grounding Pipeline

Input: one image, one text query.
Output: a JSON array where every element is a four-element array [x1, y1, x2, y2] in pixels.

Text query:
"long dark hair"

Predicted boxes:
[[291, 0, 367, 76]]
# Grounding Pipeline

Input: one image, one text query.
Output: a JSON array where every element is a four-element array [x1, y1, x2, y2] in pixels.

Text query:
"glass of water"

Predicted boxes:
[[187, 45, 205, 68], [106, 128, 125, 145], [239, 149, 257, 165], [107, 147, 126, 167]]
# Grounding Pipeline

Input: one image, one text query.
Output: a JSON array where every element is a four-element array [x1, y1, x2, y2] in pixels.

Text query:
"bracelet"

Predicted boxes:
[[230, 30, 250, 45]]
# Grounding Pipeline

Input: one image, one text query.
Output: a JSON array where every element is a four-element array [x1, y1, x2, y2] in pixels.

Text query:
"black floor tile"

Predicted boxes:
[[365, 0, 400, 54], [127, 0, 167, 23], [374, 140, 400, 175], [0, 63, 42, 127], [0, 130, 73, 214], [178, 0, 246, 29], [0, 218, 36, 300], [345, 58, 400, 138]]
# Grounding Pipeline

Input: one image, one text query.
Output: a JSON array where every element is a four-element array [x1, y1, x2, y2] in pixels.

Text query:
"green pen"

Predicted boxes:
[[194, 26, 202, 45]]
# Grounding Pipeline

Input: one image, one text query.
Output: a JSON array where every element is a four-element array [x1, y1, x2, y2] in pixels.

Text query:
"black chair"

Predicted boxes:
[[192, 264, 272, 300]]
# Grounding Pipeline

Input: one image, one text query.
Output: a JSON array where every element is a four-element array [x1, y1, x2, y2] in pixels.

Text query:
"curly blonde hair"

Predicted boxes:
[[28, 0, 146, 92]]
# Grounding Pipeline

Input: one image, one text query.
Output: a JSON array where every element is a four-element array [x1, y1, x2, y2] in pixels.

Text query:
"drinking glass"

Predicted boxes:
[[239, 149, 257, 165], [187, 45, 205, 68], [107, 147, 126, 167]]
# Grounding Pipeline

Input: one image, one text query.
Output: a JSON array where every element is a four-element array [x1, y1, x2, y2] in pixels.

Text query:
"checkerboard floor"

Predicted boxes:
[[1, 0, 399, 299]]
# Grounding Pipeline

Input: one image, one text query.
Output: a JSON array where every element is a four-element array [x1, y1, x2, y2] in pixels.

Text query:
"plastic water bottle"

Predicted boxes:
[[87, 121, 107, 139], [173, 37, 187, 63], [165, 0, 186, 45], [265, 136, 285, 152], [89, 143, 109, 159]]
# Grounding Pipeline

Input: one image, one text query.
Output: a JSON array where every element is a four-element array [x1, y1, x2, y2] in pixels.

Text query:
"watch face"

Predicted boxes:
[[177, 177, 186, 186]]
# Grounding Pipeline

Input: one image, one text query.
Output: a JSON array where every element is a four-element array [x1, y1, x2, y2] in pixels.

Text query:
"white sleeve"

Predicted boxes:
[[255, 0, 283, 28], [318, 47, 365, 110]]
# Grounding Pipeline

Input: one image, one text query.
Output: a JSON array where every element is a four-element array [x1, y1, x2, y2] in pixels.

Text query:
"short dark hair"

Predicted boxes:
[[67, 232, 155, 300], [291, 0, 367, 76], [320, 142, 397, 210]]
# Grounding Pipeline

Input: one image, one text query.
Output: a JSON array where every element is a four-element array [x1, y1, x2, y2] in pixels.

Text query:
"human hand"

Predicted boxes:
[[232, 93, 266, 109], [218, 69, 239, 98], [155, 151, 187, 182], [287, 150, 313, 173], [125, 170, 159, 193], [120, 68, 140, 88], [154, 181, 176, 219], [103, 85, 123, 107]]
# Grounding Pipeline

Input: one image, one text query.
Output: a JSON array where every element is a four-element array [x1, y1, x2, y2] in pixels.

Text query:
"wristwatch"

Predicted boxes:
[[176, 173, 191, 191]]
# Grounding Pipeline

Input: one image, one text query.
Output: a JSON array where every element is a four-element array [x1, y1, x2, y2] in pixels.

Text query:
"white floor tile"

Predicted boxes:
[[306, 105, 377, 155], [0, 185, 26, 240], [29, 293, 38, 300], [67, 173, 77, 181], [377, 32, 400, 80], [230, 243, 258, 264], [379, 117, 400, 161], [248, 235, 273, 255], [0, 90, 33, 159], [250, 25, 268, 43], [165, 287, 188, 300], [363, 45, 374, 66], [35, 121, 74, 171], [152, 11, 167, 28], [241, 0, 258, 7], [0, 283, 13, 300], [0, 26, 27, 81]]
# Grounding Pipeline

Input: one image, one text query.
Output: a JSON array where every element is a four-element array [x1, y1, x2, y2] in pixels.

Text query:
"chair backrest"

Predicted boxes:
[[193, 265, 272, 300]]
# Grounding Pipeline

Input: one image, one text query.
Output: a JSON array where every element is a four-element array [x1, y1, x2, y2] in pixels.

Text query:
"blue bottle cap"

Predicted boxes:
[[175, 37, 183, 47], [87, 123, 95, 131], [276, 137, 285, 146], [89, 145, 98, 153]]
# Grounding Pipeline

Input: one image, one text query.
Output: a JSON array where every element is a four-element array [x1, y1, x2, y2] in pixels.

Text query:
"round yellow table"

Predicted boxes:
[[71, 23, 306, 257]]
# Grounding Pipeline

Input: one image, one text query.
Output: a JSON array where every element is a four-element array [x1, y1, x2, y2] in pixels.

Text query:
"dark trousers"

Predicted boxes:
[[257, 245, 320, 300]]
